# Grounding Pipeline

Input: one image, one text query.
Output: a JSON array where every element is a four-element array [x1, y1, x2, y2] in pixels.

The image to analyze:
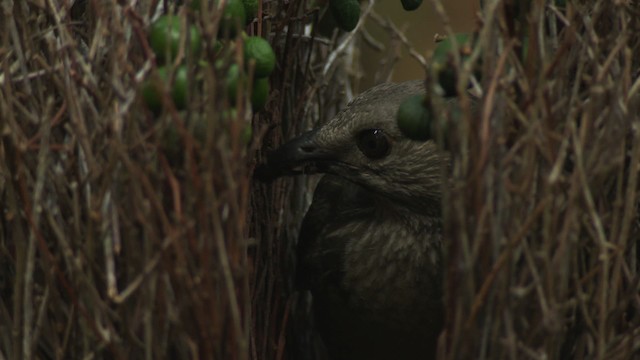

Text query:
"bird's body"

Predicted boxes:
[[300, 176, 443, 360], [265, 80, 450, 359]]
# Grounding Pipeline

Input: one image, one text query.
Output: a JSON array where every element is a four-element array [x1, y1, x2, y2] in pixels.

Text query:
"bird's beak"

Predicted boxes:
[[256, 128, 335, 181]]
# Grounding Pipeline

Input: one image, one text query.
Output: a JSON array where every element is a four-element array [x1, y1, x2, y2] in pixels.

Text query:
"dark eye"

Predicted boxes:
[[356, 129, 391, 159]]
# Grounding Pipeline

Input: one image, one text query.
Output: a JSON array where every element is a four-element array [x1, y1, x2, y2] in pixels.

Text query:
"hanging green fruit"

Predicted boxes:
[[219, 0, 247, 38], [149, 16, 201, 63], [142, 65, 190, 113], [244, 36, 276, 78], [430, 33, 480, 97], [396, 95, 433, 141], [401, 0, 423, 11], [330, 0, 360, 32]]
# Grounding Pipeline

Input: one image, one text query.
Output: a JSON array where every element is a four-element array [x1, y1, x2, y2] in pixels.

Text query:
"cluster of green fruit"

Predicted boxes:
[[397, 33, 477, 141], [141, 0, 275, 115], [141, 15, 200, 114], [320, 0, 423, 34], [218, 0, 275, 111], [194, 0, 259, 32], [224, 33, 275, 111]]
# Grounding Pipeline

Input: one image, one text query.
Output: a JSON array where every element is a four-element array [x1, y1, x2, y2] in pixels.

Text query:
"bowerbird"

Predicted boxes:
[[263, 80, 451, 360]]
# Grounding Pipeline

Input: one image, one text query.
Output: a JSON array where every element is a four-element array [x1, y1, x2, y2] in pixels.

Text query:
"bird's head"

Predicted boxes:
[[261, 80, 451, 212]]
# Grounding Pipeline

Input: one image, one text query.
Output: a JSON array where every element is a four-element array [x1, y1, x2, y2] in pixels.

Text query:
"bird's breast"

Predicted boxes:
[[339, 215, 443, 326], [311, 215, 444, 360]]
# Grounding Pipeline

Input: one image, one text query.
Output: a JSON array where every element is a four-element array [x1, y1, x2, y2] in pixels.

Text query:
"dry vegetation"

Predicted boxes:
[[0, 0, 345, 358], [0, 0, 639, 359], [438, 1, 640, 359]]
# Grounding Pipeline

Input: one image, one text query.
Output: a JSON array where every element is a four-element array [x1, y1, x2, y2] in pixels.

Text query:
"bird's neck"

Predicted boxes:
[[372, 191, 443, 221]]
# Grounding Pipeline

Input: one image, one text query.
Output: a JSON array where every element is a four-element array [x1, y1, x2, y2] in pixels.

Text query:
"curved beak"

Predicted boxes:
[[256, 128, 335, 181]]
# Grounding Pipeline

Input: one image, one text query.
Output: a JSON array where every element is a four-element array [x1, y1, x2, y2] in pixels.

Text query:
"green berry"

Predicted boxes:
[[219, 0, 247, 38], [431, 33, 473, 66], [226, 63, 242, 102], [142, 65, 189, 113], [430, 33, 479, 97], [170, 66, 189, 109], [330, 0, 360, 32], [244, 36, 276, 78], [149, 16, 201, 63], [242, 0, 259, 23], [400, 0, 423, 11], [396, 95, 432, 141]]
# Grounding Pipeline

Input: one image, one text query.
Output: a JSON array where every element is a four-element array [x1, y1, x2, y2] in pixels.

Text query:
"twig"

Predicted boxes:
[[368, 10, 427, 68]]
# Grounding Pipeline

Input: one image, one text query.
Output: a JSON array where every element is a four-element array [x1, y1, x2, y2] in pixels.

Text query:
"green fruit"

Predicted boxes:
[[431, 33, 478, 97], [226, 63, 242, 102], [330, 0, 360, 32], [431, 33, 472, 66], [169, 66, 189, 109], [396, 95, 432, 141], [242, 0, 259, 23], [142, 66, 189, 113], [251, 77, 269, 110], [244, 36, 276, 78], [219, 0, 247, 38], [149, 16, 201, 63], [401, 0, 422, 11], [226, 64, 269, 110]]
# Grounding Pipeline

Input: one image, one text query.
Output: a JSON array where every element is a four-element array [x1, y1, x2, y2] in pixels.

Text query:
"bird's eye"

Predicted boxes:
[[356, 129, 391, 159]]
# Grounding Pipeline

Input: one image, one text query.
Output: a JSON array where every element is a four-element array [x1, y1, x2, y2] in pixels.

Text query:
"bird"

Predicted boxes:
[[263, 80, 450, 360]]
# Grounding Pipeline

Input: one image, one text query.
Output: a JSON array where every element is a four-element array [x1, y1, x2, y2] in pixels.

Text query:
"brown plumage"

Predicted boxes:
[[265, 80, 449, 360]]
